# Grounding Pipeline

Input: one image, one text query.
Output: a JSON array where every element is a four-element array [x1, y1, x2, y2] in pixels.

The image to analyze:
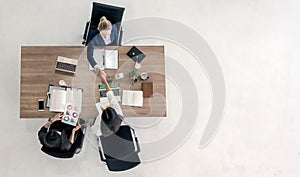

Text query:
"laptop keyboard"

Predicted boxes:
[[99, 88, 120, 97], [56, 62, 76, 72]]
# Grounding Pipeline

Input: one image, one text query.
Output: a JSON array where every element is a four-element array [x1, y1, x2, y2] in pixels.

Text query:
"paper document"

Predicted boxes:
[[89, 49, 118, 70], [61, 103, 79, 126]]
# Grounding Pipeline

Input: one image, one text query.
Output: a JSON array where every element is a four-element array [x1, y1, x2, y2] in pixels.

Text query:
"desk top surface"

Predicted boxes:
[[20, 46, 166, 118]]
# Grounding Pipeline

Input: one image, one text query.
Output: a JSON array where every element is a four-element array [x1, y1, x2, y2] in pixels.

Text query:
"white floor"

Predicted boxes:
[[1, 0, 300, 176]]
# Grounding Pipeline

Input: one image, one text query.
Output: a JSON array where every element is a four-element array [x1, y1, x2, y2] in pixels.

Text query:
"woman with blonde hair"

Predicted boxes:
[[87, 16, 118, 74]]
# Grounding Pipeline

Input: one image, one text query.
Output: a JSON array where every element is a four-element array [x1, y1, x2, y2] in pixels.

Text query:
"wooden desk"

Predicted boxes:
[[20, 46, 166, 118]]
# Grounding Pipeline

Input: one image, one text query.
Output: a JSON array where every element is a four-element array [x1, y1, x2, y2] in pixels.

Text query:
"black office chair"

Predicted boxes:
[[98, 125, 141, 171], [41, 120, 87, 158], [82, 2, 125, 45]]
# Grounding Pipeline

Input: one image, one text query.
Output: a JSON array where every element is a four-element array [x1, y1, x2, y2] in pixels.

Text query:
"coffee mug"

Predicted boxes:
[[59, 80, 66, 86], [135, 62, 141, 69], [140, 72, 149, 80]]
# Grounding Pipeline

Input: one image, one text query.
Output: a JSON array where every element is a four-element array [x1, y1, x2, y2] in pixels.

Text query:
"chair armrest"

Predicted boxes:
[[130, 128, 140, 153], [135, 137, 141, 153], [99, 149, 106, 162], [118, 26, 123, 46], [98, 137, 106, 162], [82, 21, 90, 45]]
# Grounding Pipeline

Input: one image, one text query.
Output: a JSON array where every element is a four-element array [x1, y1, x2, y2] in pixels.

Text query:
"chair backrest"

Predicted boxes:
[[90, 2, 125, 29], [105, 153, 141, 172], [41, 129, 84, 158], [85, 2, 125, 45], [99, 125, 141, 171]]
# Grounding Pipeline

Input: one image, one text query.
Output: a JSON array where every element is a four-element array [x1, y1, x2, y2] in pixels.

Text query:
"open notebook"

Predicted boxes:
[[89, 49, 118, 70], [47, 86, 83, 113], [122, 90, 143, 107]]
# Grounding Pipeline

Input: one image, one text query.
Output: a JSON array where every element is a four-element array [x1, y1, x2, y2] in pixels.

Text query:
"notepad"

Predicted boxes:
[[89, 49, 118, 70], [122, 90, 143, 107], [142, 82, 153, 97]]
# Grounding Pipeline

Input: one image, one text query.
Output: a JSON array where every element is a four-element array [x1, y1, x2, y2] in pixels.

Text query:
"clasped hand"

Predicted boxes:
[[98, 69, 107, 81]]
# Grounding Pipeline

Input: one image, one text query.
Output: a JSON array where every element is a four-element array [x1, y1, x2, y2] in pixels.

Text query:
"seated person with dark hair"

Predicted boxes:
[[91, 70, 124, 137], [38, 113, 81, 151]]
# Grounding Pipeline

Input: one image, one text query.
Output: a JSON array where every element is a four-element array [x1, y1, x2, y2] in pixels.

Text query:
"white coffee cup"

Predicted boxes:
[[59, 80, 66, 86], [140, 72, 149, 80], [135, 62, 141, 70]]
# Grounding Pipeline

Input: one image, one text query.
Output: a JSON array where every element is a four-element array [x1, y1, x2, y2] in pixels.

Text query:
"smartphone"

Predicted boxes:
[[38, 99, 44, 112]]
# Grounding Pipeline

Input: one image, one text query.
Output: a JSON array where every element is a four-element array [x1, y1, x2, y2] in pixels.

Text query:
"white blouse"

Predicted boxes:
[[90, 90, 123, 136]]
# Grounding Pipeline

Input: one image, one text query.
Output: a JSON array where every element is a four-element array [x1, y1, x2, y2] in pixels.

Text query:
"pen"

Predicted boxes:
[[103, 49, 105, 67]]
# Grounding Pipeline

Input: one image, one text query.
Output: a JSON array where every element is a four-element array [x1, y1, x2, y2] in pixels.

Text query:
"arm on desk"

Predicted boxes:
[[98, 70, 111, 92], [87, 40, 97, 68]]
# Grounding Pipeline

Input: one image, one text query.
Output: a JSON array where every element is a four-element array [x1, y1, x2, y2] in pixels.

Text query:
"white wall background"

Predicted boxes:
[[0, 0, 300, 176]]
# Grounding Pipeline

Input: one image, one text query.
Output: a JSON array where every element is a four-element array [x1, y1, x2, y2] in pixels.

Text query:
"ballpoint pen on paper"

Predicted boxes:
[[102, 49, 106, 68]]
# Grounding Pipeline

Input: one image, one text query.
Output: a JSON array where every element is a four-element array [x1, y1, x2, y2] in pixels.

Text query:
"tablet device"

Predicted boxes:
[[126, 46, 146, 63]]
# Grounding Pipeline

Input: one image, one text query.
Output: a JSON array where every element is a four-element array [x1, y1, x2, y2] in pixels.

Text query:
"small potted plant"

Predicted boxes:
[[129, 69, 138, 84]]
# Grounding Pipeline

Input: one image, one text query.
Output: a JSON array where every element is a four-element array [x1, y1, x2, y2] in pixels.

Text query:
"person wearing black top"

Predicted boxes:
[[38, 113, 81, 151]]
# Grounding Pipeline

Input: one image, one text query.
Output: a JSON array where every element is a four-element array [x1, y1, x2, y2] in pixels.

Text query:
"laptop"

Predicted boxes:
[[99, 87, 121, 102], [55, 56, 78, 74], [126, 46, 146, 63]]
